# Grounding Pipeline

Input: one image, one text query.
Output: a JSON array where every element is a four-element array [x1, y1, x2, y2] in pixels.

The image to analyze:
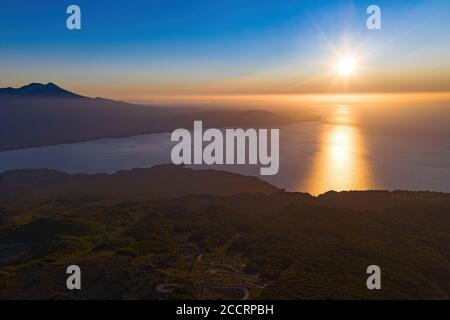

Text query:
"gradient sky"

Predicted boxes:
[[1, 0, 450, 99]]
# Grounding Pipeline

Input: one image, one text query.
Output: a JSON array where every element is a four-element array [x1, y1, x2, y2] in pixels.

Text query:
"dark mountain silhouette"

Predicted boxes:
[[170, 109, 301, 128], [0, 164, 280, 201], [0, 165, 448, 299], [0, 82, 84, 99], [0, 83, 314, 151]]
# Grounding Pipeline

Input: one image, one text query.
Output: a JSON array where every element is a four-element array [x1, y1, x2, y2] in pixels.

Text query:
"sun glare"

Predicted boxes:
[[336, 58, 356, 76]]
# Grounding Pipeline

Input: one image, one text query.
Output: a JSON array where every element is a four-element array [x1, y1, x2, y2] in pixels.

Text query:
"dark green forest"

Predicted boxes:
[[0, 166, 449, 299]]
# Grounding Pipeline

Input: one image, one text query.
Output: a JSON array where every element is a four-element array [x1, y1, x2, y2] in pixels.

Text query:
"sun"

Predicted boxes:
[[336, 57, 357, 76]]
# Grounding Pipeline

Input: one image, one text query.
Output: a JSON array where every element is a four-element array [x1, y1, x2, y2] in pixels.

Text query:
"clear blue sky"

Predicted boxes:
[[1, 0, 450, 99]]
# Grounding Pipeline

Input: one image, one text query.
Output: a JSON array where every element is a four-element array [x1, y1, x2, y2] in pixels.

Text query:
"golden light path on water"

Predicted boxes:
[[302, 105, 373, 195]]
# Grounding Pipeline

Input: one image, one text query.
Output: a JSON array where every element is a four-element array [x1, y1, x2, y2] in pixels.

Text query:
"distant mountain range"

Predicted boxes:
[[0, 164, 279, 202], [0, 83, 317, 151], [0, 82, 84, 99]]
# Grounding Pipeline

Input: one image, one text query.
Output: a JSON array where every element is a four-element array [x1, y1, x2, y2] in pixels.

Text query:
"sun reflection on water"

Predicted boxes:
[[302, 105, 372, 195]]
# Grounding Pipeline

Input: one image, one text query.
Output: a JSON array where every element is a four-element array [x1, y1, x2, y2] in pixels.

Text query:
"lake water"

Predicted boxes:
[[1, 103, 449, 195]]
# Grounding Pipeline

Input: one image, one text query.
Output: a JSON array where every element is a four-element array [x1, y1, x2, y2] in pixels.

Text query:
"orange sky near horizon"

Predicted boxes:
[[122, 92, 450, 108]]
